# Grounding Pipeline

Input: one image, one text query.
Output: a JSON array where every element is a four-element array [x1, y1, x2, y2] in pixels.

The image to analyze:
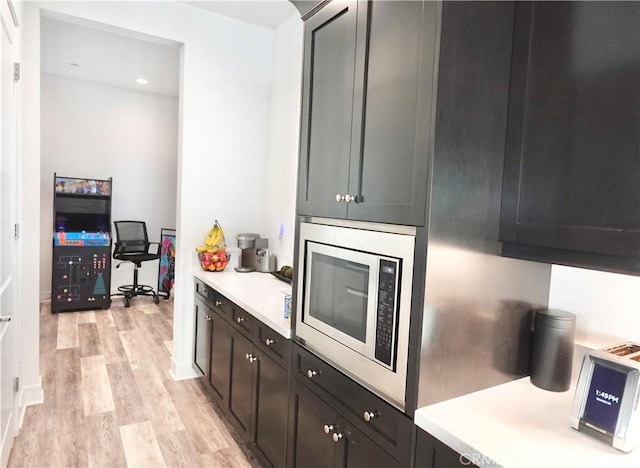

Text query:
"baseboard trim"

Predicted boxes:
[[170, 357, 199, 381], [18, 377, 44, 428]]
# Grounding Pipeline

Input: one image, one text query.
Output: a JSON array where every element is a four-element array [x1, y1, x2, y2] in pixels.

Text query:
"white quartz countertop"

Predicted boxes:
[[414, 377, 640, 467], [193, 268, 292, 339]]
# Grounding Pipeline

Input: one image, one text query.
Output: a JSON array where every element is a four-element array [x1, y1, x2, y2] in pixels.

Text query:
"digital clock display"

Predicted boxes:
[[583, 363, 627, 434]]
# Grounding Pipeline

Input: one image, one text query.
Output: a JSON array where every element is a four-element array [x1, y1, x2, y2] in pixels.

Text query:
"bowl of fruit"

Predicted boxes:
[[196, 220, 230, 272]]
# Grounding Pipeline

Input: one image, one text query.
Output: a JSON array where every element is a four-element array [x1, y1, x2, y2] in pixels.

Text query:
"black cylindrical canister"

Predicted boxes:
[[530, 309, 576, 392]]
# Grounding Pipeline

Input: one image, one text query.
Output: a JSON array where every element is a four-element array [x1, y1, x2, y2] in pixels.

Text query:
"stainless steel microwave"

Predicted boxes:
[[295, 219, 415, 410]]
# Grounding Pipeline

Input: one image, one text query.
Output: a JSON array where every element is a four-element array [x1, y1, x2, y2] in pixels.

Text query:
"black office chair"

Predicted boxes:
[[112, 221, 161, 307]]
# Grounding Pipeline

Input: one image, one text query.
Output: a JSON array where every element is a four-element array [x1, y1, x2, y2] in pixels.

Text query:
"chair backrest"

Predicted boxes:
[[113, 221, 149, 255]]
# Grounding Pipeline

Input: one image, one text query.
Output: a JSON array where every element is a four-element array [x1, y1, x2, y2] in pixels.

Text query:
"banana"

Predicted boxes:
[[197, 220, 226, 255], [206, 225, 223, 247]]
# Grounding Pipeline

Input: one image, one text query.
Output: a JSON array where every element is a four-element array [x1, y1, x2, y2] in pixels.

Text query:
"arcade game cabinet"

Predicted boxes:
[[51, 174, 112, 312]]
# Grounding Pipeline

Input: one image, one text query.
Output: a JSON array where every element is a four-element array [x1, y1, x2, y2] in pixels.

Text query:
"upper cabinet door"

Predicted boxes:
[[297, 0, 437, 226], [500, 1, 640, 274], [297, 0, 360, 219], [346, 0, 437, 226]]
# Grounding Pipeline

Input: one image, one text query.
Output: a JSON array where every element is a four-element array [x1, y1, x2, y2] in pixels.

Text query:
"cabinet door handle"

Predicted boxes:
[[204, 314, 212, 321], [265, 338, 276, 346], [0, 315, 11, 322], [335, 193, 345, 203], [323, 424, 334, 434], [307, 369, 318, 379], [344, 193, 354, 203], [332, 432, 343, 443], [236, 316, 246, 324], [245, 353, 258, 363], [363, 410, 378, 422], [215, 300, 223, 306]]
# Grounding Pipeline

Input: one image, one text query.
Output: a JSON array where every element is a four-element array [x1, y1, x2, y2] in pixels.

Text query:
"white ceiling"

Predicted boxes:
[[40, 16, 181, 97], [184, 0, 297, 29], [40, 1, 299, 98]]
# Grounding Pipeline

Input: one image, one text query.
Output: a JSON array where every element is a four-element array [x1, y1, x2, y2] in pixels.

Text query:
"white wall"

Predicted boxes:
[[20, 0, 298, 405], [549, 265, 640, 348], [40, 74, 179, 299], [17, 0, 45, 419], [262, 15, 303, 268]]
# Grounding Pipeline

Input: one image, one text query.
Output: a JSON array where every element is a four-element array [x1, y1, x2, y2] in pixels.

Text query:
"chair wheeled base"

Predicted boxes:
[[111, 264, 160, 308]]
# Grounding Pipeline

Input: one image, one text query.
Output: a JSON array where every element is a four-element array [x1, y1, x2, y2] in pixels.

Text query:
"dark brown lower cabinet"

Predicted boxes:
[[288, 380, 338, 468], [253, 348, 289, 468], [193, 279, 290, 468], [415, 427, 478, 468], [288, 380, 402, 468], [193, 298, 213, 379], [337, 416, 402, 468], [209, 311, 231, 404], [226, 329, 289, 468], [215, 323, 290, 468], [228, 330, 254, 438]]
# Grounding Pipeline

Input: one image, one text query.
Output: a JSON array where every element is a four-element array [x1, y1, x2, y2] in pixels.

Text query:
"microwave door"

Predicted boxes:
[[303, 243, 378, 358]]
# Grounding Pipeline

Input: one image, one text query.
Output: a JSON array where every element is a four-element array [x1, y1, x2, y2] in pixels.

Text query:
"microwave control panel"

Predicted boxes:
[[375, 258, 400, 369]]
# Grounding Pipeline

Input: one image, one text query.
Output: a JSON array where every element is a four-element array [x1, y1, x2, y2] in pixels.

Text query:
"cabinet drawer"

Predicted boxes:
[[292, 344, 412, 465], [210, 291, 234, 319], [231, 306, 255, 337], [256, 323, 290, 370], [194, 278, 215, 305]]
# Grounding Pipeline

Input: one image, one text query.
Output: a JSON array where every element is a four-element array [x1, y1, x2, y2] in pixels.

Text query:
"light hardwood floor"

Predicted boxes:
[[9, 299, 259, 467]]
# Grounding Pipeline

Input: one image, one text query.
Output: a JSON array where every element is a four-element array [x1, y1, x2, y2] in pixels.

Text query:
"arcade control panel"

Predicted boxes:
[[52, 246, 111, 312]]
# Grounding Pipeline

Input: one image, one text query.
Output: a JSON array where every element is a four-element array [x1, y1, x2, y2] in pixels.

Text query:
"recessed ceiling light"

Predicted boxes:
[[136, 78, 149, 85]]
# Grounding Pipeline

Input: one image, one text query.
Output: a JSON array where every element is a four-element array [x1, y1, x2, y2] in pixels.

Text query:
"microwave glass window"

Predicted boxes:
[[309, 253, 369, 343]]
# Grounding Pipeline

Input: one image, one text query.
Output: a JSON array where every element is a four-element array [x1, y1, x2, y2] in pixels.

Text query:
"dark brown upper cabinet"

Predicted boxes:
[[296, 0, 437, 226], [500, 1, 640, 274], [290, 0, 327, 20]]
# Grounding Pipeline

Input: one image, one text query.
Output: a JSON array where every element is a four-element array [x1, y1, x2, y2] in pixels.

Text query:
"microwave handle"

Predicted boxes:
[[346, 287, 368, 299]]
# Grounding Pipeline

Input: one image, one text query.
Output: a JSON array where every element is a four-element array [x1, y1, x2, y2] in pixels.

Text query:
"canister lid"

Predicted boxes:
[[535, 309, 576, 329]]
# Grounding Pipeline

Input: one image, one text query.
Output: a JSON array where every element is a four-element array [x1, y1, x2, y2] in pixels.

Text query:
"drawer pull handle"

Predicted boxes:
[[363, 410, 378, 422], [323, 424, 334, 434], [236, 316, 246, 324], [307, 369, 318, 379], [265, 338, 276, 346], [215, 300, 223, 306], [204, 315, 212, 321], [332, 432, 343, 443]]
